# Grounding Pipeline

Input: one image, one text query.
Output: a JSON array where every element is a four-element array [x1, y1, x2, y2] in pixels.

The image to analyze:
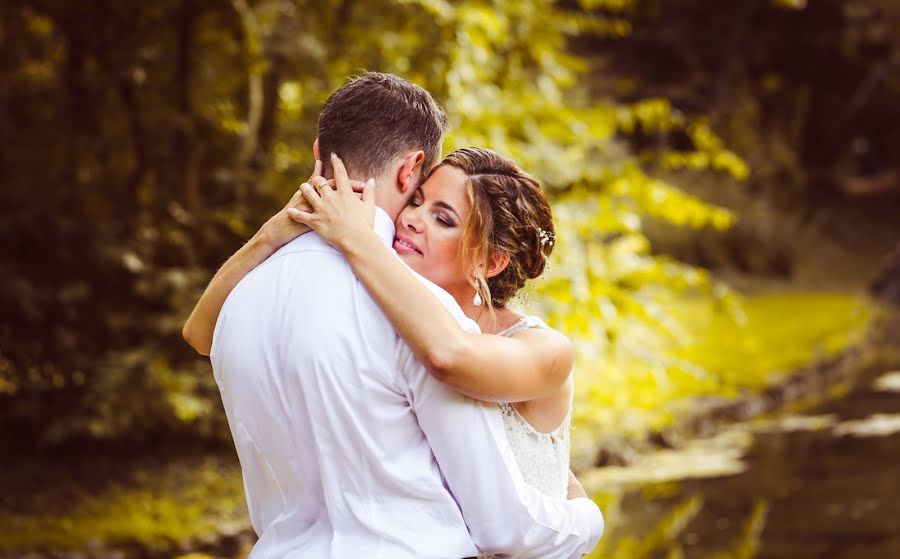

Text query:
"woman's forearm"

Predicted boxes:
[[182, 232, 283, 356]]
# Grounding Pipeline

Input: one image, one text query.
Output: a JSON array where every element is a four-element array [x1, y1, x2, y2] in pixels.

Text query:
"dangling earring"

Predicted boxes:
[[472, 278, 483, 306]]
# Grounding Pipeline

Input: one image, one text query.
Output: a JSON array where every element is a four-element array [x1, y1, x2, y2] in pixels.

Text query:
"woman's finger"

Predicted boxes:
[[298, 182, 324, 211], [308, 159, 322, 181], [330, 153, 353, 194], [282, 188, 303, 210], [286, 207, 315, 225], [319, 178, 365, 194], [289, 192, 312, 212], [363, 178, 376, 214], [317, 178, 335, 200], [309, 176, 328, 195]]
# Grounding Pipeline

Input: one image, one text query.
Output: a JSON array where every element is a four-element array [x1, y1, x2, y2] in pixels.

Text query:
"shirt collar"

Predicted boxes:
[[374, 207, 396, 247]]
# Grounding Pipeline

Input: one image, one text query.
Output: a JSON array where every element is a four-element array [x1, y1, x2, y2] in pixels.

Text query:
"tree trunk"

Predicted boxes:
[[174, 0, 199, 210]]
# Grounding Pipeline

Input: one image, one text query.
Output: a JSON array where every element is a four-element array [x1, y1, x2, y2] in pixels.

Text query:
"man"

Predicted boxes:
[[208, 73, 603, 558]]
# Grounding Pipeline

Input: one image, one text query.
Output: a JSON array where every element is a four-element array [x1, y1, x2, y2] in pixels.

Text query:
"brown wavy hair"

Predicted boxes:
[[436, 147, 555, 311]]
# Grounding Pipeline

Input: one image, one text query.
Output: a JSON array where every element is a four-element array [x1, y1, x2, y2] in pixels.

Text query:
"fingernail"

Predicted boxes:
[[330, 152, 337, 160]]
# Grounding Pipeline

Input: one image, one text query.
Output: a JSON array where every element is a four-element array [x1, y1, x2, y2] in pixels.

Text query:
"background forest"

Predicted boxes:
[[2, 0, 899, 557]]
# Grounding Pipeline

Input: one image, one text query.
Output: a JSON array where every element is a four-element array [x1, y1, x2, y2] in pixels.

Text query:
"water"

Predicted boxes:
[[588, 364, 900, 559]]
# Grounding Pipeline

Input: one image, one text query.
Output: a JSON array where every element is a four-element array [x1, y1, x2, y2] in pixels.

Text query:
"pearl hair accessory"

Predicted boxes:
[[539, 228, 555, 247]]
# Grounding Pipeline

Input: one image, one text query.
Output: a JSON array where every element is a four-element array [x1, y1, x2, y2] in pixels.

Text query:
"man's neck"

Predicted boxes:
[[328, 168, 402, 222], [372, 178, 405, 222], [372, 207, 396, 246]]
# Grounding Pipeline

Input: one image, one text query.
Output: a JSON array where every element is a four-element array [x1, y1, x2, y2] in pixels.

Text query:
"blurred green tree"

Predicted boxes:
[[0, 0, 744, 445]]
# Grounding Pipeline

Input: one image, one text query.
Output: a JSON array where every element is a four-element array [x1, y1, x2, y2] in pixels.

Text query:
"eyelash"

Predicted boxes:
[[410, 197, 453, 227]]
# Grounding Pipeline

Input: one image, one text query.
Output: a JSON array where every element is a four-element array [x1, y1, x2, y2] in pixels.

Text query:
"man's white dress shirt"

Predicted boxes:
[[210, 208, 603, 559]]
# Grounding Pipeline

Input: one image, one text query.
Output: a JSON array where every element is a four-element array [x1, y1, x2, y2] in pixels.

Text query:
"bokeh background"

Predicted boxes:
[[2, 0, 899, 557]]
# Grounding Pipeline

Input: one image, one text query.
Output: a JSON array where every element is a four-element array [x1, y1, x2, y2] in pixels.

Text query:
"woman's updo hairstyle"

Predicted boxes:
[[437, 147, 555, 311]]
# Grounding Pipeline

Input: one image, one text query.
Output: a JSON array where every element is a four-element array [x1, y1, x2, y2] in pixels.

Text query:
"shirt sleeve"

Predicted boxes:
[[399, 312, 603, 558]]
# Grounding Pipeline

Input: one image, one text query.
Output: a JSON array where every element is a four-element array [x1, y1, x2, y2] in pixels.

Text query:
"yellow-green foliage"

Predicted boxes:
[[0, 457, 247, 553], [565, 292, 872, 448]]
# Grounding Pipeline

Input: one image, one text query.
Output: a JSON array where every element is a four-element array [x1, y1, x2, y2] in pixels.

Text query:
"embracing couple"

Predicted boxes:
[[183, 72, 603, 558]]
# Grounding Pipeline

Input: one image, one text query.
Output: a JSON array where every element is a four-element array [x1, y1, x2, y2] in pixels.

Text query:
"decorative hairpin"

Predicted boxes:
[[539, 228, 555, 247]]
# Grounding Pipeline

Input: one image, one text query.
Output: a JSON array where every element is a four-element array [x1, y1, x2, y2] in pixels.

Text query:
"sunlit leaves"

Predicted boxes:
[[578, 0, 638, 11], [278, 81, 303, 117]]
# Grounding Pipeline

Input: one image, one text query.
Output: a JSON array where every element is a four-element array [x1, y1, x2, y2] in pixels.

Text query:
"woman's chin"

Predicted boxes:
[[397, 253, 435, 282], [397, 252, 421, 269]]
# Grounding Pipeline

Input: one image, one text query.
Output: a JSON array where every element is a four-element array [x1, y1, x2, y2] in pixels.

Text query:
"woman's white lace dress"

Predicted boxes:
[[496, 315, 572, 500], [474, 316, 573, 559]]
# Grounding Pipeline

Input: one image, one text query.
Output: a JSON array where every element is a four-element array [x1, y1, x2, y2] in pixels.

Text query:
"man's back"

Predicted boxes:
[[211, 224, 478, 558]]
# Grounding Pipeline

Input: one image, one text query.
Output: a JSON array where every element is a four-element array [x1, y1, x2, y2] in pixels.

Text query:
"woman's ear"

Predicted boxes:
[[313, 138, 320, 161], [397, 150, 426, 194], [485, 251, 510, 280]]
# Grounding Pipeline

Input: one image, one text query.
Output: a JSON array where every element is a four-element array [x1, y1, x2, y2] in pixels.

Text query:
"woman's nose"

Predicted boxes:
[[401, 208, 424, 233]]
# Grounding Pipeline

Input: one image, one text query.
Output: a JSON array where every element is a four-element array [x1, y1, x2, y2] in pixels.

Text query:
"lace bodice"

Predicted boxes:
[[496, 316, 571, 500]]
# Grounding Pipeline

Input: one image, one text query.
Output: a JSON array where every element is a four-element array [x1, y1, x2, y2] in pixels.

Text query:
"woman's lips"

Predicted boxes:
[[393, 235, 422, 255]]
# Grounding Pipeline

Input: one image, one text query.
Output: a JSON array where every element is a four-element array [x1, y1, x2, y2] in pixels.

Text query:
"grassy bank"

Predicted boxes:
[[571, 292, 873, 459], [0, 452, 247, 557]]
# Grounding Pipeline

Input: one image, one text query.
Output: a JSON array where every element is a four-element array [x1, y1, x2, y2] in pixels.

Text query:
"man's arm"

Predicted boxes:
[[402, 347, 603, 558]]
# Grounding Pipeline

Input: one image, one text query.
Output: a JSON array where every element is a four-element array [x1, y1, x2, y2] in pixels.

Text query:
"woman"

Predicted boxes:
[[184, 148, 580, 500]]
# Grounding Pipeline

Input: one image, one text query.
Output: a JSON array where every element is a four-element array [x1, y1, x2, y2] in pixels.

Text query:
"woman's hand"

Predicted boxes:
[[567, 469, 588, 500], [287, 153, 376, 251], [254, 159, 322, 251]]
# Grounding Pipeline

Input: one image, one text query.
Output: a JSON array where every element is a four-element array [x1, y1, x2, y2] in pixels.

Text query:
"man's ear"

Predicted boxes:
[[313, 138, 320, 160], [397, 150, 426, 195], [485, 251, 511, 280]]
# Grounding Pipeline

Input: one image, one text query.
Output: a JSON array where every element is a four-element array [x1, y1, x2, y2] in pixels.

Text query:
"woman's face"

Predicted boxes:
[[393, 164, 472, 295]]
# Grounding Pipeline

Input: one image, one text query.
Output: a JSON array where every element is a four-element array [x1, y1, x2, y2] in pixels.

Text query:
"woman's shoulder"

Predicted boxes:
[[506, 315, 573, 363], [494, 311, 547, 334], [504, 314, 562, 338]]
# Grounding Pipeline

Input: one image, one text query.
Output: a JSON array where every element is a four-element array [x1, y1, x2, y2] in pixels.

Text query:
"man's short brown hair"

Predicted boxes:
[[317, 72, 449, 181]]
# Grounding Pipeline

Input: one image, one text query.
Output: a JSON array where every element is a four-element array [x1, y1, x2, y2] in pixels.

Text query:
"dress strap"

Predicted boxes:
[[496, 315, 549, 338]]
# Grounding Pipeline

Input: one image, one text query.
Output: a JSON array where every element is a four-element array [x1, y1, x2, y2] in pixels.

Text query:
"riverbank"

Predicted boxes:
[[584, 305, 900, 558]]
